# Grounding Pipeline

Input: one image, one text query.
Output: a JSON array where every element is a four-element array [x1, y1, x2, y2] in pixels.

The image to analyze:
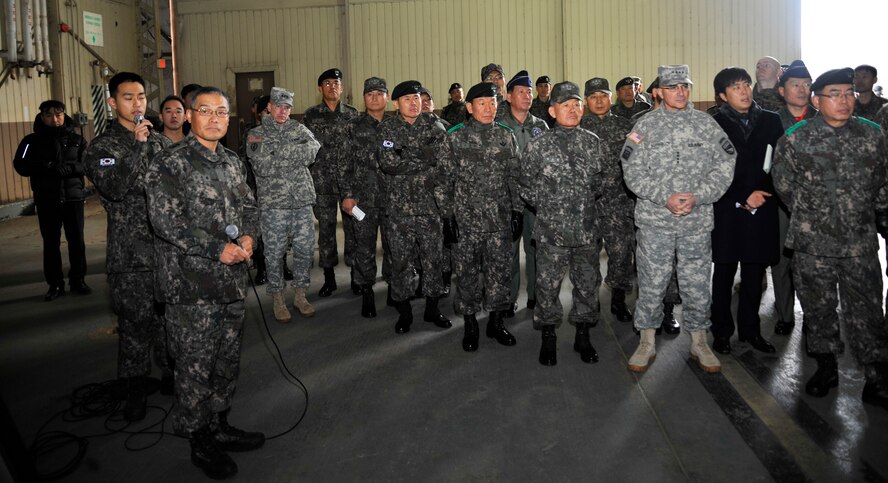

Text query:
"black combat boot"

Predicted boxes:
[[190, 425, 237, 479], [610, 288, 633, 322], [862, 362, 888, 410], [805, 354, 839, 397], [539, 326, 557, 366], [462, 314, 479, 352], [395, 300, 413, 334], [486, 310, 516, 346], [211, 409, 265, 452], [660, 303, 679, 334], [123, 376, 147, 421], [319, 267, 337, 297], [441, 271, 452, 298], [774, 320, 795, 335], [386, 284, 395, 307], [573, 323, 599, 363], [350, 268, 360, 295], [423, 296, 452, 328], [360, 284, 377, 318]]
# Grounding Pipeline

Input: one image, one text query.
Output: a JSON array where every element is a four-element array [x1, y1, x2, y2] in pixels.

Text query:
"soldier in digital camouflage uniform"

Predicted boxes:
[[303, 68, 361, 297], [772, 68, 888, 409], [611, 76, 651, 119], [440, 82, 522, 352], [248, 87, 321, 321], [451, 64, 510, 124], [146, 87, 264, 479], [853, 64, 887, 121], [621, 65, 735, 374], [84, 72, 171, 421], [876, 102, 888, 128], [441, 83, 465, 127], [341, 77, 392, 319], [377, 80, 452, 334], [753, 56, 785, 112], [519, 81, 606, 367], [530, 75, 555, 128]]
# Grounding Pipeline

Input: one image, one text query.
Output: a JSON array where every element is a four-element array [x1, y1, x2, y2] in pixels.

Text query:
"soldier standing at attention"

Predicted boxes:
[[611, 76, 651, 119], [248, 87, 321, 321], [84, 72, 171, 421], [441, 83, 465, 127], [440, 82, 521, 352], [772, 68, 888, 408], [530, 75, 555, 127], [621, 65, 735, 374], [520, 81, 606, 366], [303, 68, 361, 297], [753, 56, 784, 112], [378, 81, 452, 334], [146, 86, 264, 479]]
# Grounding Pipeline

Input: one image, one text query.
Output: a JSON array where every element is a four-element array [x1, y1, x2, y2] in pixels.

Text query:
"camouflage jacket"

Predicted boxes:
[[145, 134, 259, 304], [303, 101, 360, 195], [753, 84, 783, 112], [247, 114, 320, 209], [441, 101, 466, 127], [519, 125, 605, 247], [621, 103, 736, 234], [439, 118, 520, 233], [84, 121, 168, 274], [854, 96, 888, 121], [341, 112, 386, 208], [377, 112, 447, 217], [611, 99, 651, 119], [875, 103, 888, 129], [772, 116, 888, 257], [530, 97, 554, 127], [580, 112, 636, 218], [776, 104, 817, 131]]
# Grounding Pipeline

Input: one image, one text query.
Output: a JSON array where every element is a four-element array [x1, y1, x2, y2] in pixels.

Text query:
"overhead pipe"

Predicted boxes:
[[5, 0, 17, 63], [39, 0, 51, 71], [32, 0, 43, 66], [19, 0, 33, 63]]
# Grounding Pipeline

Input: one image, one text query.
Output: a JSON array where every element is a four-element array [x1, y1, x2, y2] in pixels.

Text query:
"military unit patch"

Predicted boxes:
[[99, 158, 116, 166], [382, 140, 394, 148], [621, 146, 633, 160], [720, 137, 735, 155], [531, 127, 543, 137]]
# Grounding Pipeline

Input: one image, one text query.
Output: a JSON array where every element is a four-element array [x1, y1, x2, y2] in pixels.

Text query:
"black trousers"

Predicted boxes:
[[35, 198, 86, 287], [710, 261, 767, 339]]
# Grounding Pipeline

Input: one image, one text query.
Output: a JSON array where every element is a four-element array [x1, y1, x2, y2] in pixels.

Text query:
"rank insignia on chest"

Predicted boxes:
[[627, 132, 644, 144], [99, 158, 116, 167], [382, 140, 394, 148]]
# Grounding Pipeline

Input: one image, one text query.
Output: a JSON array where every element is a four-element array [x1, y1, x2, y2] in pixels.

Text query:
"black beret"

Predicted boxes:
[[536, 75, 551, 85], [317, 68, 343, 86], [646, 77, 659, 94], [391, 80, 423, 100], [465, 82, 497, 103], [507, 70, 533, 92], [615, 77, 635, 89], [811, 68, 854, 93], [449, 83, 462, 93], [779, 60, 811, 86]]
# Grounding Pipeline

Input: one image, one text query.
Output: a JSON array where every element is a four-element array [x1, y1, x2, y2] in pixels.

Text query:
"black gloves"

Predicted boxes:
[[511, 211, 523, 242], [876, 210, 888, 239], [443, 216, 459, 248]]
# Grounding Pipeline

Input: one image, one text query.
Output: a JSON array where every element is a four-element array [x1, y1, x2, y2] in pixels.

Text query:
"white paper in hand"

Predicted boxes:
[[763, 144, 773, 173], [352, 206, 366, 221]]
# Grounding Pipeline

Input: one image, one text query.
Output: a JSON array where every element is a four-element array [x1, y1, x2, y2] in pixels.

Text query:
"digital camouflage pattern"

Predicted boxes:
[[441, 101, 466, 127], [854, 96, 887, 121], [533, 242, 601, 329], [753, 84, 784, 112], [530, 97, 554, 127], [611, 99, 651, 119]]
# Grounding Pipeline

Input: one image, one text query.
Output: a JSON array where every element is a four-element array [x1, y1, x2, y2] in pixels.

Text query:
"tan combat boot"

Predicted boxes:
[[628, 328, 657, 372], [272, 292, 291, 322], [690, 330, 721, 373], [293, 288, 316, 317]]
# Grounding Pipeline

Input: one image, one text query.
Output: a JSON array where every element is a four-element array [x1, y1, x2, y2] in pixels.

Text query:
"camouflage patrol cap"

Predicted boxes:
[[419, 87, 433, 100], [317, 68, 343, 86], [811, 67, 854, 94], [584, 78, 611, 97], [550, 81, 582, 105], [449, 83, 462, 93], [270, 86, 294, 107], [658, 65, 694, 87], [615, 77, 635, 90], [481, 63, 504, 81], [391, 80, 423, 100], [363, 77, 387, 94]]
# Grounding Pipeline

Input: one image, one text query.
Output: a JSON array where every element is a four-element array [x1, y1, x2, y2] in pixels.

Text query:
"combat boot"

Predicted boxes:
[[486, 310, 516, 346], [462, 314, 479, 352], [360, 284, 376, 318], [689, 330, 721, 373], [610, 288, 633, 322], [272, 292, 291, 322], [661, 303, 680, 334], [423, 296, 452, 328], [539, 326, 557, 366], [318, 267, 336, 297], [573, 323, 598, 363], [395, 300, 413, 334], [805, 354, 838, 397], [123, 376, 147, 421], [628, 329, 657, 372], [292, 288, 315, 317], [211, 409, 265, 452], [862, 362, 888, 410], [190, 425, 237, 480]]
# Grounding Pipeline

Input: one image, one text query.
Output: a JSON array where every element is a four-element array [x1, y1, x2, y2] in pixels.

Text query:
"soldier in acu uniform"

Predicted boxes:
[[772, 68, 888, 409]]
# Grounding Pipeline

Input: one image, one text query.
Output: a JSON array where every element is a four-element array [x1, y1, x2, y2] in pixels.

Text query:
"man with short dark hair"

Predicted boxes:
[[160, 95, 186, 143], [611, 76, 651, 119], [530, 75, 555, 127], [441, 83, 465, 126], [179, 83, 202, 135], [854, 64, 887, 120]]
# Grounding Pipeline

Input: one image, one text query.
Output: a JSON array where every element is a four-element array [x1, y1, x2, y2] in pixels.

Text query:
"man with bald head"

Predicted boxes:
[[753, 56, 784, 111]]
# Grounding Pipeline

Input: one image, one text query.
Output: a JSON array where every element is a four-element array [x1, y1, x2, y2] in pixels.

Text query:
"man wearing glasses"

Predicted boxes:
[[772, 68, 888, 409]]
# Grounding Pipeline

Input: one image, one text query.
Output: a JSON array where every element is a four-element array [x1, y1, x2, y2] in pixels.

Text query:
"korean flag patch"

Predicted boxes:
[[382, 140, 395, 149], [99, 158, 116, 167]]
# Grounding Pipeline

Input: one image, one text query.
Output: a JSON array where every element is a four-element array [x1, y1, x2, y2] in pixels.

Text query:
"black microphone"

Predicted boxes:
[[133, 113, 144, 125]]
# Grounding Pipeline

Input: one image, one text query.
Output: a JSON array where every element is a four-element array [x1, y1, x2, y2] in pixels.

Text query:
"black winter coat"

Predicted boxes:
[[711, 104, 784, 265], [13, 115, 87, 202]]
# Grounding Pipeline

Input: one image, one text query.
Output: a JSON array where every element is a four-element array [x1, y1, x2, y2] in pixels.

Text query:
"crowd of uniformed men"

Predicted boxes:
[[12, 55, 888, 478]]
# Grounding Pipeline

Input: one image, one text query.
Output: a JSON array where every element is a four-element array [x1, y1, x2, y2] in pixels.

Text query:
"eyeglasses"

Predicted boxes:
[[485, 74, 504, 82], [191, 107, 230, 118], [818, 89, 856, 101], [661, 84, 690, 91]]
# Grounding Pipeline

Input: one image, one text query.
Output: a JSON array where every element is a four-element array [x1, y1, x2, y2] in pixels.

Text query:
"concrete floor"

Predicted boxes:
[[0, 195, 886, 482]]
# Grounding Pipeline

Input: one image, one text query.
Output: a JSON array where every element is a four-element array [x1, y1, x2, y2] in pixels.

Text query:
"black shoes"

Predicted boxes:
[[661, 303, 680, 334], [610, 288, 633, 322], [805, 354, 839, 397], [527, 299, 536, 310], [211, 410, 265, 452], [423, 296, 452, 329], [462, 314, 479, 352], [713, 336, 732, 355], [774, 320, 795, 335], [123, 376, 147, 421], [44, 284, 65, 301], [190, 425, 238, 480], [573, 324, 598, 363], [539, 326, 557, 366], [504, 302, 518, 318], [486, 310, 516, 346], [360, 284, 376, 318], [319, 267, 336, 297], [395, 300, 413, 334], [70, 279, 92, 295], [739, 334, 776, 353]]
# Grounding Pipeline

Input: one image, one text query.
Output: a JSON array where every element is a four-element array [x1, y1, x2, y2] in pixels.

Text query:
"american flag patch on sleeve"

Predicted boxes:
[[627, 132, 644, 144]]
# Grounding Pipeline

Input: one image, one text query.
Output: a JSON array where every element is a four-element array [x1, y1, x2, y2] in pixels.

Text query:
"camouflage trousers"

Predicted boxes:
[[793, 252, 888, 364], [352, 206, 392, 285], [109, 271, 170, 378], [634, 230, 710, 331], [510, 208, 537, 304], [771, 207, 795, 323], [533, 241, 601, 329], [262, 206, 314, 292], [599, 211, 635, 291], [166, 300, 244, 435], [385, 214, 443, 302], [453, 229, 512, 315], [313, 194, 355, 268]]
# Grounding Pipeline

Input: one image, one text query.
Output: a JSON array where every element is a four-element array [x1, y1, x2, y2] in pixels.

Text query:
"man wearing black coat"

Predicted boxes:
[[13, 100, 90, 300]]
